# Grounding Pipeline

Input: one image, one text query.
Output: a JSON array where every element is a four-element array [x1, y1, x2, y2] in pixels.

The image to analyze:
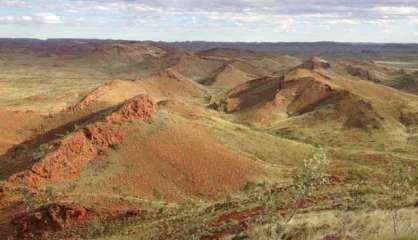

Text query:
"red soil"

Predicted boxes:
[[209, 206, 264, 228], [8, 95, 156, 187], [0, 110, 43, 155], [102, 125, 258, 201], [201, 206, 264, 240]]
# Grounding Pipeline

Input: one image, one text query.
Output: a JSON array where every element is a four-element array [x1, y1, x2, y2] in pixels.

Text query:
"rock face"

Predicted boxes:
[[301, 57, 331, 70], [12, 203, 89, 239], [8, 95, 156, 187]]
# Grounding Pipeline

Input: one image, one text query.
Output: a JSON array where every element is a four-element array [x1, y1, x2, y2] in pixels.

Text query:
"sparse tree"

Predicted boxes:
[[288, 148, 330, 222], [382, 163, 416, 238], [347, 180, 368, 210], [244, 149, 331, 240]]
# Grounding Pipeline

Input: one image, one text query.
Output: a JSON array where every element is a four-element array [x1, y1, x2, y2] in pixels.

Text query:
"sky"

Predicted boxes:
[[0, 0, 418, 42]]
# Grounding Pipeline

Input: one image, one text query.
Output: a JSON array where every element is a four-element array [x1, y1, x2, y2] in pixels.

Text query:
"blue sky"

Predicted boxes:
[[0, 0, 417, 42]]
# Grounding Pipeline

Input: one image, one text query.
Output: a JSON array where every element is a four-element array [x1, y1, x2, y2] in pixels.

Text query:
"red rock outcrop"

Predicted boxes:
[[106, 94, 155, 122], [66, 80, 120, 112], [8, 95, 156, 187], [83, 123, 125, 151], [9, 131, 98, 187], [12, 203, 89, 239]]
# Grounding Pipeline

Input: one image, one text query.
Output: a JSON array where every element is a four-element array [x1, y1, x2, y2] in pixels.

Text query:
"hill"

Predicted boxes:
[[0, 40, 417, 240]]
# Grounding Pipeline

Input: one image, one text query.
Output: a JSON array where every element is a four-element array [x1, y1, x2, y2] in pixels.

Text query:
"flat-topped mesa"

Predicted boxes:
[[301, 57, 331, 70], [8, 95, 156, 188]]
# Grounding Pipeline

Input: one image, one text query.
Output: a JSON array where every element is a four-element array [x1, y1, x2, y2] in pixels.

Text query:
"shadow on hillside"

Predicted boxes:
[[0, 105, 117, 181]]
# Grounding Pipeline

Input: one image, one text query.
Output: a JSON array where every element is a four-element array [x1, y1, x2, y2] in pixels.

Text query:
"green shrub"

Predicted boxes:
[[31, 143, 49, 162], [153, 188, 163, 200]]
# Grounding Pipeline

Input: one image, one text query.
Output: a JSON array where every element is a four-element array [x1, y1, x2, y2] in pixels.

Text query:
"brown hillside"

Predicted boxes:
[[301, 57, 331, 70], [67, 68, 208, 113], [335, 59, 418, 94], [67, 80, 146, 112], [211, 64, 258, 88], [134, 69, 208, 99], [168, 53, 224, 83], [217, 59, 418, 130], [219, 76, 282, 113]]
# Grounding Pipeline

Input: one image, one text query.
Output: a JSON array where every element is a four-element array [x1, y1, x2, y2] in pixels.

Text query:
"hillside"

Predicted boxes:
[[0, 40, 417, 240]]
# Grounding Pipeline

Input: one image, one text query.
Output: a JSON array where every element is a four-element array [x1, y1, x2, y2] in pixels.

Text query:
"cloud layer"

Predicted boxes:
[[0, 0, 417, 42]]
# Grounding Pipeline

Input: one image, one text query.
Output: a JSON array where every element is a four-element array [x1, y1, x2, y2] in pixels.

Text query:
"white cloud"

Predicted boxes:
[[375, 6, 418, 16], [410, 16, 418, 25], [50, 0, 418, 28], [0, 15, 32, 23], [1, 0, 418, 41], [36, 13, 62, 24], [0, 0, 26, 7], [0, 13, 63, 24], [327, 19, 360, 25]]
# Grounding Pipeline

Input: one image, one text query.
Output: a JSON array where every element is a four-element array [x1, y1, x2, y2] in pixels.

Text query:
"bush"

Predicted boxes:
[[381, 163, 416, 238], [153, 188, 163, 200], [292, 148, 330, 200]]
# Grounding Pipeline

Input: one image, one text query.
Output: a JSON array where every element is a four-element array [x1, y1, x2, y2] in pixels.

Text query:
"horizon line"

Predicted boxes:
[[1, 37, 418, 45]]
